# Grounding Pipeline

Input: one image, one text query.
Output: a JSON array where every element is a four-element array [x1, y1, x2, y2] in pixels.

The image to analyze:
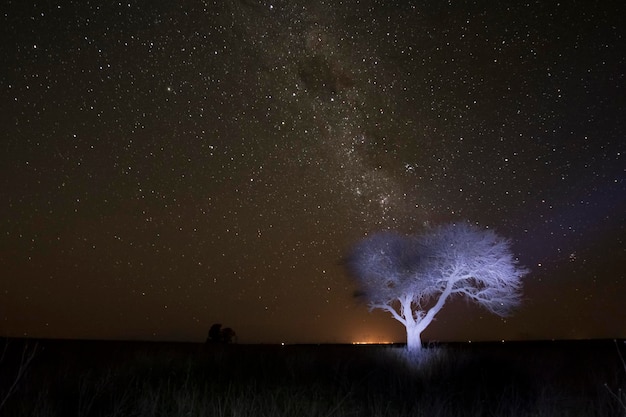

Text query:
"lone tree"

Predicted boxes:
[[207, 323, 238, 344], [344, 222, 529, 351]]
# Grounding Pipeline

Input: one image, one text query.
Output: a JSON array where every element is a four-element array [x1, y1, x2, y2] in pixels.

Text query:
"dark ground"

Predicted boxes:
[[1, 338, 625, 416]]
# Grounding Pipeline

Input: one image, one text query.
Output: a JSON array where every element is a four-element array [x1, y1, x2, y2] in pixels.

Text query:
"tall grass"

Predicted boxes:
[[1, 339, 625, 416], [605, 340, 626, 415], [0, 338, 38, 410]]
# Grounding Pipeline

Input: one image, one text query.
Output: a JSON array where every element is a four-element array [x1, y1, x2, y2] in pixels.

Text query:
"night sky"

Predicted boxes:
[[1, 1, 624, 344]]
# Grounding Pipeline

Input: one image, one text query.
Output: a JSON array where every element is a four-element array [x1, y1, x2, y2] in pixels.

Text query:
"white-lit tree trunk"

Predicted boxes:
[[399, 295, 423, 351], [405, 323, 423, 351], [402, 283, 454, 352]]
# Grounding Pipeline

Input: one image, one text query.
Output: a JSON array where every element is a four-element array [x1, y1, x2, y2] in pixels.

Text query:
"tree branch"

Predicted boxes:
[[370, 301, 407, 326], [417, 281, 454, 332]]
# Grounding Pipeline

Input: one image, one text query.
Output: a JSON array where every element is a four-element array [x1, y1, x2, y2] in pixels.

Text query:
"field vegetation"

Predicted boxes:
[[1, 338, 625, 416]]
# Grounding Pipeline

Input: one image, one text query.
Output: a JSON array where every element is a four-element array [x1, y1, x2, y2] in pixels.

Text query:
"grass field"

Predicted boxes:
[[1, 338, 625, 416]]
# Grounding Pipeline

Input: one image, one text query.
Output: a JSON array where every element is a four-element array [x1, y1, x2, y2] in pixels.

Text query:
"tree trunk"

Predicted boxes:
[[405, 324, 423, 351]]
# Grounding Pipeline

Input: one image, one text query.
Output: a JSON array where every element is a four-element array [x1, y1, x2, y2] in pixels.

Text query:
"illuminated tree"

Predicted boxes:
[[344, 222, 529, 351]]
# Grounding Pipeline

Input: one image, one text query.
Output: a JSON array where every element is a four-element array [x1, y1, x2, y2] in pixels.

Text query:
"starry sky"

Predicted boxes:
[[1, 1, 624, 344]]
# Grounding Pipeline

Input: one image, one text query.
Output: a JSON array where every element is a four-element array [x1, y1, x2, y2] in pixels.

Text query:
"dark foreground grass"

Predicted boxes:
[[1, 338, 625, 417]]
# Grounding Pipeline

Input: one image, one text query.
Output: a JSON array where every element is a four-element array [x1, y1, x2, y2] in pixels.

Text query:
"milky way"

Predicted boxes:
[[1, 1, 624, 343]]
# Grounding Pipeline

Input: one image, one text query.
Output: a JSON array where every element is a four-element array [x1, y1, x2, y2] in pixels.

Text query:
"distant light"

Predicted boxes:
[[280, 342, 285, 346]]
